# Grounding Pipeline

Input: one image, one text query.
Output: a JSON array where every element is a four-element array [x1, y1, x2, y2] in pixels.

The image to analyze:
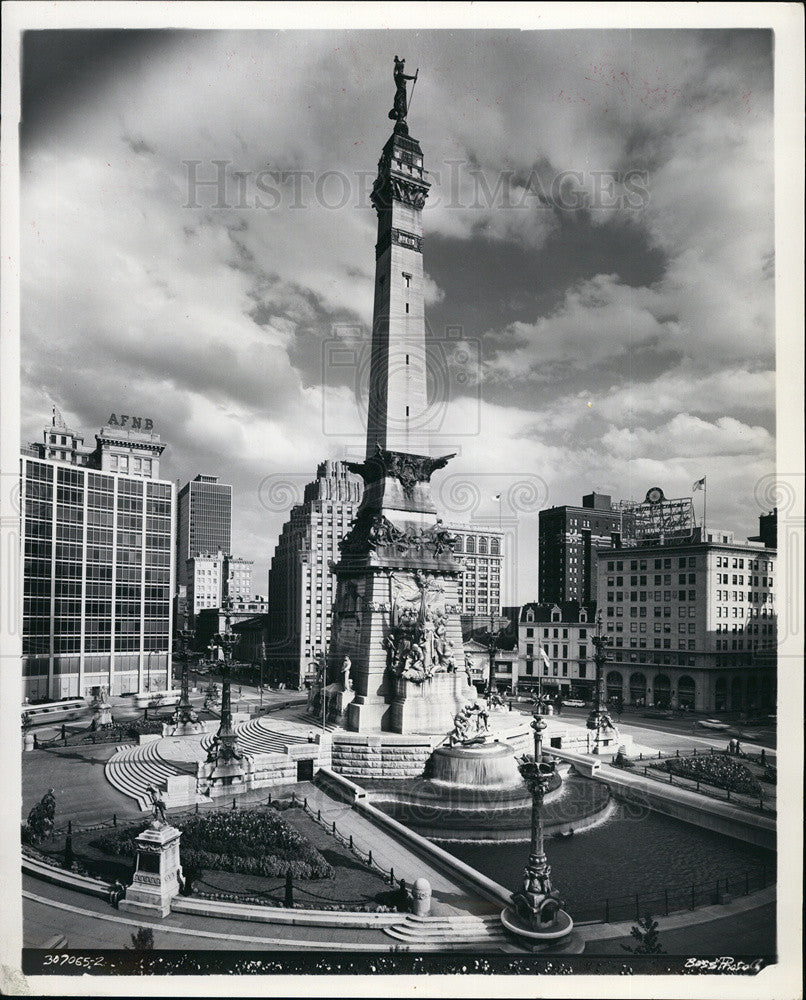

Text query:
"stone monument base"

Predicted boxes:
[[387, 671, 477, 734], [162, 719, 204, 738], [326, 686, 355, 726], [119, 821, 182, 918], [500, 907, 584, 953]]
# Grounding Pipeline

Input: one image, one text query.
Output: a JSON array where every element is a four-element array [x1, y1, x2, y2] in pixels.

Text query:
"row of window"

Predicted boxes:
[[607, 556, 697, 572]]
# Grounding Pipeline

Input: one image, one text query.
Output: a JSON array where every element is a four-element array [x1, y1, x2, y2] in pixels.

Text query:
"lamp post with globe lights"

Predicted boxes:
[[205, 599, 243, 768], [500, 699, 579, 950]]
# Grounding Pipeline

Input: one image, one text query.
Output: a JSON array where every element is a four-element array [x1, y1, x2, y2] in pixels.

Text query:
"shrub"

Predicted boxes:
[[656, 754, 761, 796]]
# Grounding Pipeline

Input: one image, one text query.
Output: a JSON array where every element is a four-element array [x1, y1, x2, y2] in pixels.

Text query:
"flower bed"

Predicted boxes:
[[93, 809, 333, 880], [193, 889, 394, 912], [652, 753, 762, 797]]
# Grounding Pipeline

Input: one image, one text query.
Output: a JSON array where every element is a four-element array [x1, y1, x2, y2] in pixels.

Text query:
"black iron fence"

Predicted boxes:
[[573, 866, 776, 924], [611, 746, 775, 814]]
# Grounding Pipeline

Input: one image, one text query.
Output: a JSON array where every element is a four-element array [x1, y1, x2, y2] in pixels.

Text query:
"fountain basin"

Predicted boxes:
[[429, 741, 524, 791], [364, 741, 611, 842]]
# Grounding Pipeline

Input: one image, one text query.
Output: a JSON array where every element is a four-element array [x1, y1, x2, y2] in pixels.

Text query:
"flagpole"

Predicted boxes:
[[703, 477, 707, 538]]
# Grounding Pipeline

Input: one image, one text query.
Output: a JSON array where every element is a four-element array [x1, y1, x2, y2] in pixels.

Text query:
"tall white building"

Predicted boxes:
[[186, 551, 224, 624], [446, 524, 504, 618], [224, 555, 253, 601], [267, 460, 362, 687]]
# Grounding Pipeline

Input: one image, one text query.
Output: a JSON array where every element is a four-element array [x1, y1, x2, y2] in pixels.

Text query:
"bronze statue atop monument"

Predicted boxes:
[[389, 55, 418, 130]]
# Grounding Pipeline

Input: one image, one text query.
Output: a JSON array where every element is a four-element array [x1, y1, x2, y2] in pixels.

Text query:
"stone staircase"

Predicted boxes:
[[106, 740, 181, 809], [105, 718, 313, 809], [199, 717, 310, 756], [382, 912, 510, 949]]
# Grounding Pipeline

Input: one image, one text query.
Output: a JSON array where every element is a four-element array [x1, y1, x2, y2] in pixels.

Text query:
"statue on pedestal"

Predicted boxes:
[[147, 785, 168, 826], [389, 56, 418, 123], [341, 655, 353, 692]]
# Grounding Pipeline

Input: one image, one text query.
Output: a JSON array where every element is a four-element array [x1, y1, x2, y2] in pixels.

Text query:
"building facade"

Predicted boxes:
[[594, 522, 776, 713], [538, 492, 633, 604], [518, 602, 597, 699], [446, 524, 504, 618], [186, 551, 225, 625], [224, 555, 253, 601], [176, 475, 232, 589], [267, 460, 363, 687], [195, 599, 270, 656], [25, 408, 166, 479], [21, 452, 174, 701]]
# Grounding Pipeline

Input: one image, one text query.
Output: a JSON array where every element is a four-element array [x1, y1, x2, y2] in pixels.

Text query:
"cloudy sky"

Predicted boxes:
[[20, 27, 775, 599]]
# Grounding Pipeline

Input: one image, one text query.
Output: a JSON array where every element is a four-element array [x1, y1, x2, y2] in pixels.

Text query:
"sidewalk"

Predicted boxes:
[[297, 783, 502, 918], [579, 888, 776, 956]]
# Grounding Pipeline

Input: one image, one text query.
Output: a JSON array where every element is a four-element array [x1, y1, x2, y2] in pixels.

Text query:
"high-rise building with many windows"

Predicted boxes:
[[20, 451, 175, 701], [267, 460, 362, 688], [446, 524, 504, 618], [538, 492, 633, 604], [176, 475, 232, 589]]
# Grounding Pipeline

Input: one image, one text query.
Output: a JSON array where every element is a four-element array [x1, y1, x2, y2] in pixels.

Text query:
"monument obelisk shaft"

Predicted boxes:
[[329, 61, 475, 734], [366, 121, 430, 458]]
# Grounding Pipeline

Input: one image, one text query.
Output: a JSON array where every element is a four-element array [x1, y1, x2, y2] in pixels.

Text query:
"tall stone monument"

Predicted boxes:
[[330, 61, 476, 733]]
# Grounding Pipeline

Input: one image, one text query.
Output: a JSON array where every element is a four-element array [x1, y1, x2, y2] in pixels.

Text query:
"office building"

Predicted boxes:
[[518, 602, 597, 698], [267, 460, 362, 688], [186, 551, 225, 625], [446, 524, 504, 618], [176, 475, 232, 589], [594, 516, 776, 713], [24, 407, 166, 479], [195, 598, 270, 655], [539, 492, 635, 604], [20, 427, 174, 700], [224, 555, 253, 601]]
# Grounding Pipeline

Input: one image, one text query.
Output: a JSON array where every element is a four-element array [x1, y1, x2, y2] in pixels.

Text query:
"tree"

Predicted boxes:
[[26, 788, 56, 843], [622, 913, 664, 954], [128, 927, 154, 951]]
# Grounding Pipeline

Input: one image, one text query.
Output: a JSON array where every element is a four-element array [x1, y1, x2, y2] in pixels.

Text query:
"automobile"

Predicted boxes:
[[563, 698, 586, 708], [696, 718, 731, 731]]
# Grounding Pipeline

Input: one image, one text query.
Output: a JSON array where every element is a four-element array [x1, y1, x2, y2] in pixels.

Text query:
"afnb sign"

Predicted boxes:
[[107, 414, 154, 431]]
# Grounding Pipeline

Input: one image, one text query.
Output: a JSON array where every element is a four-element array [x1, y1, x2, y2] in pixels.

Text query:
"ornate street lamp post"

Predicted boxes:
[[501, 700, 576, 948], [586, 612, 619, 754], [205, 600, 243, 767], [483, 612, 507, 699], [172, 628, 200, 731]]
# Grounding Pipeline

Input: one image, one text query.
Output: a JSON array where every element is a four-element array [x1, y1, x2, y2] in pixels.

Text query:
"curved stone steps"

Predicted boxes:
[[105, 719, 313, 810], [106, 740, 182, 810], [382, 912, 509, 947], [199, 717, 309, 757]]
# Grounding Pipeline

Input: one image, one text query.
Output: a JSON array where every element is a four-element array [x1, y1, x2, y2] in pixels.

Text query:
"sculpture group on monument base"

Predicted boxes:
[[383, 570, 459, 684], [340, 509, 460, 562], [448, 698, 490, 746]]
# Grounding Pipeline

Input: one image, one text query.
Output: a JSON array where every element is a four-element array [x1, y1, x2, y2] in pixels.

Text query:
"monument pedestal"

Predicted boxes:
[[500, 907, 584, 953], [390, 671, 477, 734], [119, 821, 183, 918], [326, 685, 355, 726]]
